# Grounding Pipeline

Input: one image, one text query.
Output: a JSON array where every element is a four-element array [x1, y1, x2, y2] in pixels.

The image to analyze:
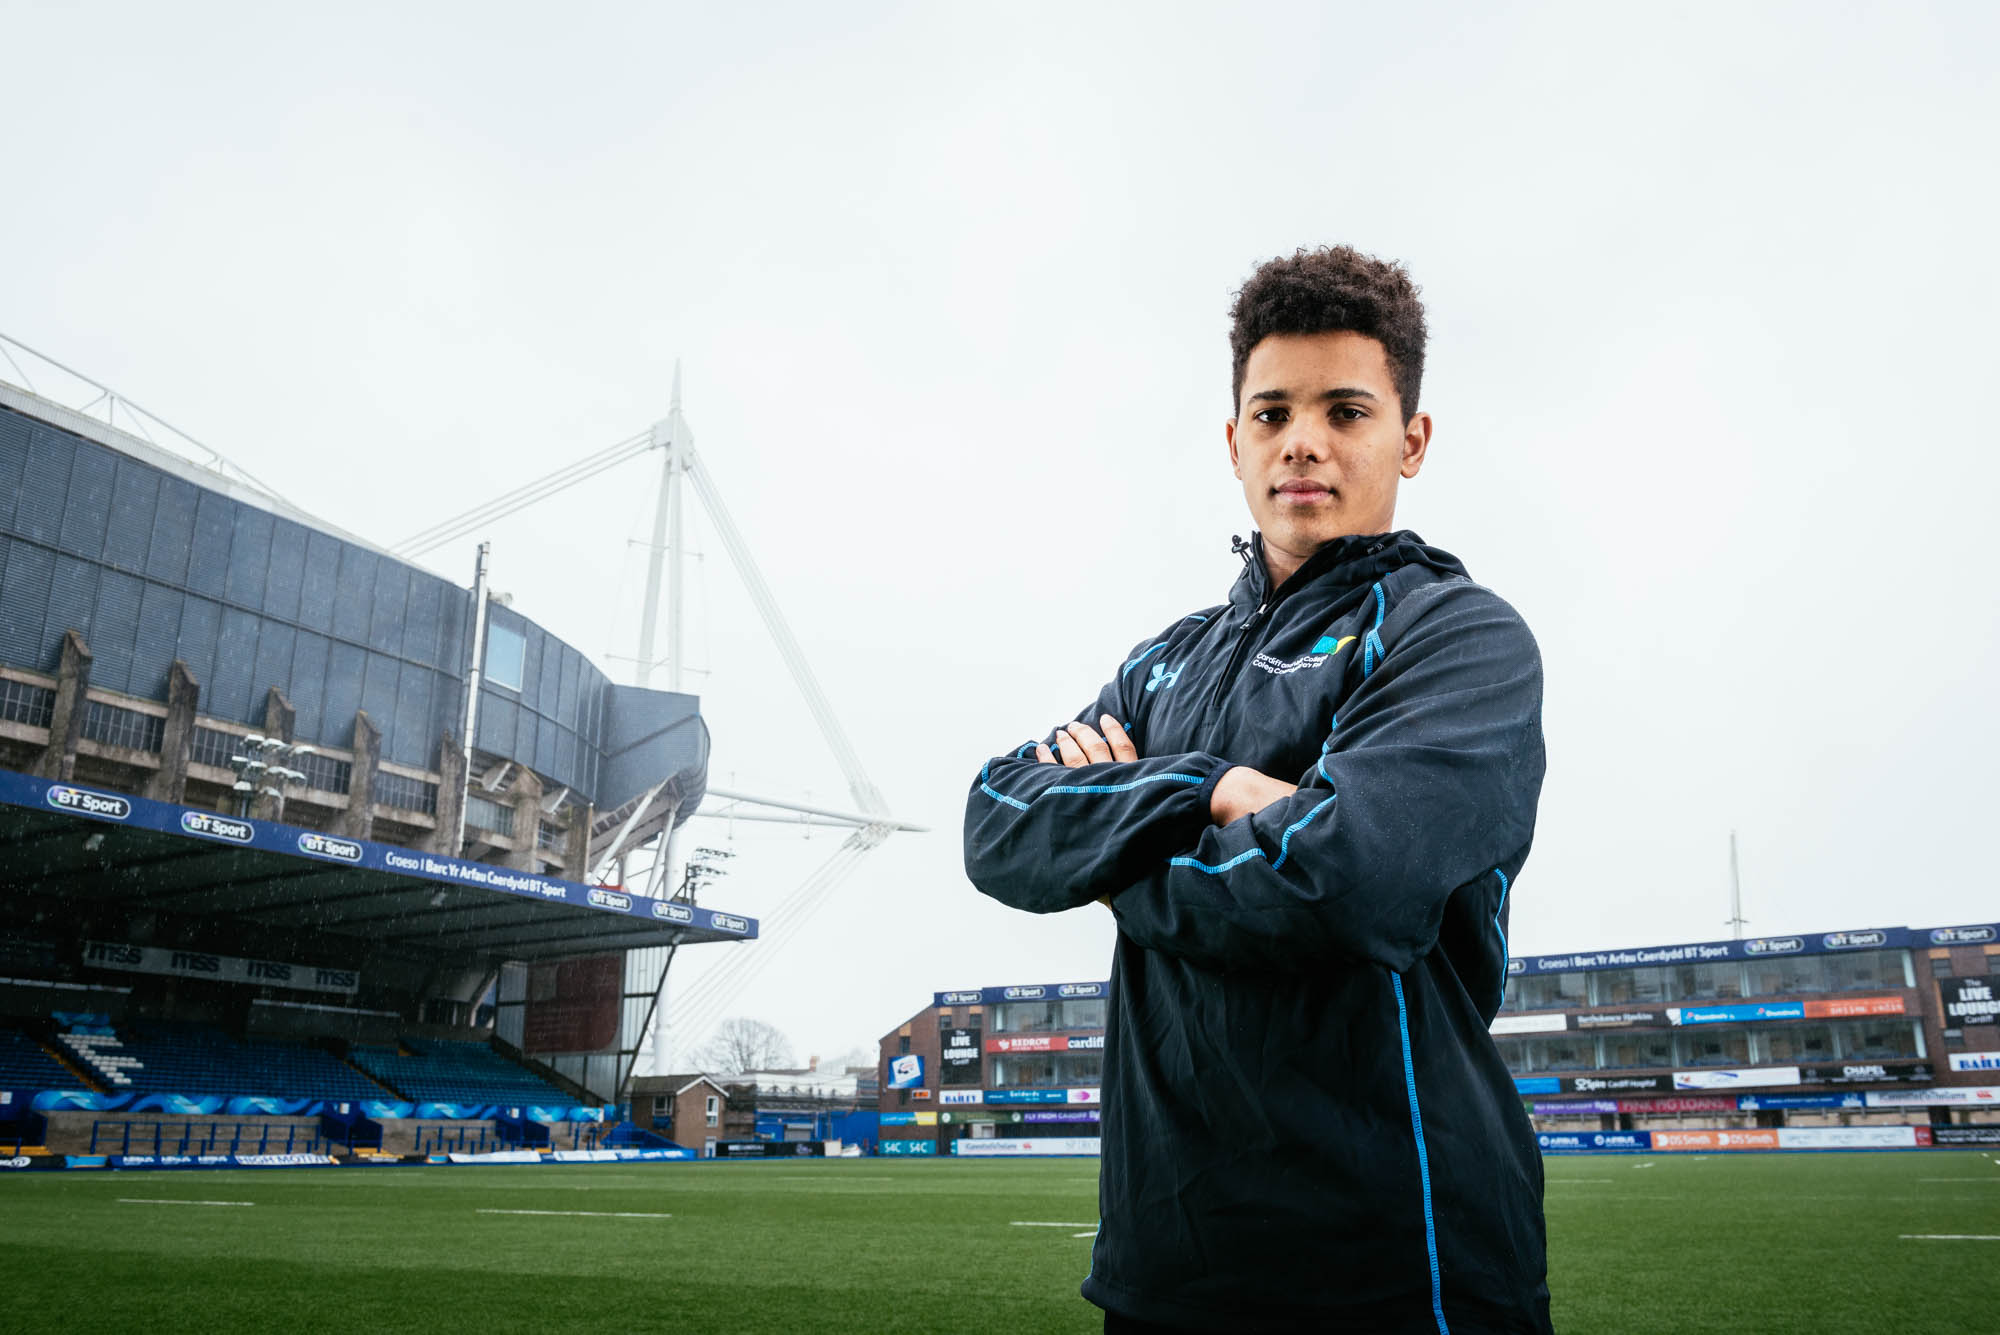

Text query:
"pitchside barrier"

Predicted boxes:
[[1537, 1125, 2000, 1153], [0, 1146, 693, 1173]]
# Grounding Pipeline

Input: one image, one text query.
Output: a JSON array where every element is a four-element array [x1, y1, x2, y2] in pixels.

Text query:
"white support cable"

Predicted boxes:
[[665, 826, 889, 1043], [394, 429, 654, 557], [683, 452, 887, 816]]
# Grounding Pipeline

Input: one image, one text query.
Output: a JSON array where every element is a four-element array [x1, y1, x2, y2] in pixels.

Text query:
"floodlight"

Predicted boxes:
[[232, 780, 254, 792], [245, 733, 267, 748], [293, 744, 316, 757], [230, 755, 251, 767]]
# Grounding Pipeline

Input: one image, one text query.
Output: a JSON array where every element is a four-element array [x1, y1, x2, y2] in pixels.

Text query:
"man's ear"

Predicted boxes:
[[1400, 412, 1432, 479], [1226, 417, 1242, 479]]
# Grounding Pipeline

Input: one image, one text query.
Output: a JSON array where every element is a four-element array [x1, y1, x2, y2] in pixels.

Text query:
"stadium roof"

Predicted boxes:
[[0, 767, 756, 963]]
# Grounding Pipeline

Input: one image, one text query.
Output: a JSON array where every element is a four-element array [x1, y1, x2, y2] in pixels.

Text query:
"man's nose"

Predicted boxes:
[[1280, 423, 1328, 464]]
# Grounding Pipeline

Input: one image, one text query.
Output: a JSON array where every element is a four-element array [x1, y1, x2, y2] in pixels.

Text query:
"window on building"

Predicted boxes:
[[1756, 1023, 1836, 1065], [1592, 967, 1669, 1005], [1601, 1033, 1675, 1070], [898, 1035, 910, 1055], [1667, 962, 1745, 1002], [1677, 1030, 1751, 1067], [705, 1094, 719, 1128], [1512, 972, 1586, 1011], [1745, 955, 1827, 997], [1842, 1019, 1920, 1062], [1932, 956, 1957, 978], [1517, 1036, 1594, 1071], [485, 622, 526, 692], [651, 1096, 668, 1119], [1062, 998, 1108, 1030], [1823, 949, 1908, 992]]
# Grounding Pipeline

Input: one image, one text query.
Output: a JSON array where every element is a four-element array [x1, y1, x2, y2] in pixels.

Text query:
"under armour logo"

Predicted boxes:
[[1147, 662, 1181, 693]]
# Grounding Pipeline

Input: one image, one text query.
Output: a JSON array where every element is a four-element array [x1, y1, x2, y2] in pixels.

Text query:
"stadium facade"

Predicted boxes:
[[876, 921, 2000, 1155], [0, 376, 758, 1161]]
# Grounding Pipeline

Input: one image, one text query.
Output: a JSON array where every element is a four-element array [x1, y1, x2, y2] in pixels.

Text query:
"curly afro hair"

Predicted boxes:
[[1228, 246, 1428, 421]]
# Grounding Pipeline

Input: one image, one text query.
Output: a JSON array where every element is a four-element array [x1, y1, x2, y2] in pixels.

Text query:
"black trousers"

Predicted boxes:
[[1104, 1312, 1215, 1335]]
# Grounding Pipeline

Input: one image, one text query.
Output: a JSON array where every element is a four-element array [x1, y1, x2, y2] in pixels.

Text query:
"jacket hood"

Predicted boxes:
[[1229, 530, 1470, 610]]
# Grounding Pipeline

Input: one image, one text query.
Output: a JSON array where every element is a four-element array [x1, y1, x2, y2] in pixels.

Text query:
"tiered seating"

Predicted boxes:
[[61, 1021, 386, 1099], [0, 1027, 73, 1089], [349, 1038, 570, 1105]]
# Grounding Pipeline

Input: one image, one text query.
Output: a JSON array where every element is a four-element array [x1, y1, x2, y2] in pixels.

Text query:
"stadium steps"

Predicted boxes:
[[490, 1033, 595, 1108], [339, 1051, 405, 1100], [39, 1038, 108, 1094]]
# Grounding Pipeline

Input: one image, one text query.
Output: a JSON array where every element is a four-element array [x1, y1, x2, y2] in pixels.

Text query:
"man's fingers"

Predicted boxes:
[[1099, 714, 1138, 763], [1033, 743, 1055, 765], [1063, 721, 1115, 765], [1052, 727, 1088, 768]]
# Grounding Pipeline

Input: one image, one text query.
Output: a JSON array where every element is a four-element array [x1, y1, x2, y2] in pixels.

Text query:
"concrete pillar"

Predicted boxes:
[[565, 801, 595, 879], [505, 768, 545, 871], [144, 660, 201, 805], [336, 710, 381, 840], [33, 630, 93, 782], [427, 730, 466, 857], [251, 688, 297, 821]]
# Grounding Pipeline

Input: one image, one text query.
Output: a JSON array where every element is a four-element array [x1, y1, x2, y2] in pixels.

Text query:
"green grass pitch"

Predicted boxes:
[[2, 1152, 1997, 1332]]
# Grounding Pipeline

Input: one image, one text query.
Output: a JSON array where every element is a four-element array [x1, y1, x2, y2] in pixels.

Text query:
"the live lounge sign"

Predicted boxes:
[[82, 940, 359, 995]]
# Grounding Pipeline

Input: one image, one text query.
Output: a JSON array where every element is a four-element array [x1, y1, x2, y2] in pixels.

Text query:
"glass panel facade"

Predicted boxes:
[[989, 1053, 1103, 1087], [1822, 949, 1908, 991], [1744, 954, 1829, 996], [988, 999, 1107, 1033]]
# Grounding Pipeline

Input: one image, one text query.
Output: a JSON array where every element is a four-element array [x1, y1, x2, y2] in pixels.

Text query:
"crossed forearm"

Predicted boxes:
[[1042, 715, 1297, 826]]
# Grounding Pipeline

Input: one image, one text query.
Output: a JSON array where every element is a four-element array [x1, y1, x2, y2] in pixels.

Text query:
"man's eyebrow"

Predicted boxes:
[[1246, 386, 1381, 403]]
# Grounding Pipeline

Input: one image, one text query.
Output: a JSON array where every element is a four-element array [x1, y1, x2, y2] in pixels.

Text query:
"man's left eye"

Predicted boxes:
[[1333, 406, 1367, 421]]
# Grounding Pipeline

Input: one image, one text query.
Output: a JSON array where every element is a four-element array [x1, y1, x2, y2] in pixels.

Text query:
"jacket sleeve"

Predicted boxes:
[[963, 628, 1232, 915], [1108, 582, 1545, 974]]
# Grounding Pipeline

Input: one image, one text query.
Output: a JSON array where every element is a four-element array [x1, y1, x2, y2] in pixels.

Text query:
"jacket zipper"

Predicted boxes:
[[1207, 537, 1272, 711]]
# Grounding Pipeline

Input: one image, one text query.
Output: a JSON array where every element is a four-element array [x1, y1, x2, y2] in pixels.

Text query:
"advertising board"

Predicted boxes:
[[878, 1139, 935, 1156], [81, 939, 359, 995], [1929, 1126, 2000, 1146], [1774, 1126, 1918, 1149], [1651, 1129, 1779, 1151], [1864, 1085, 2000, 1108], [1672, 1067, 1800, 1091], [886, 1055, 925, 1090], [1946, 1052, 2000, 1073], [951, 1137, 1101, 1157], [1562, 1074, 1669, 1094], [1573, 1010, 1665, 1029], [1491, 1013, 1570, 1035], [941, 1028, 982, 1083], [1536, 1131, 1652, 1152], [985, 1034, 1063, 1053], [939, 1089, 982, 1105], [1940, 976, 1999, 1026], [1802, 1061, 1931, 1085]]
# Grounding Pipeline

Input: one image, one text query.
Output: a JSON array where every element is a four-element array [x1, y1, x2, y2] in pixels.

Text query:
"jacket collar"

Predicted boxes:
[[1228, 530, 1467, 610]]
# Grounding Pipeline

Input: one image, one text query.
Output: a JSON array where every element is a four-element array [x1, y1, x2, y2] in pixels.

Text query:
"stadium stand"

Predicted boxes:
[[0, 1026, 72, 1089], [349, 1038, 571, 1105], [56, 1019, 388, 1099]]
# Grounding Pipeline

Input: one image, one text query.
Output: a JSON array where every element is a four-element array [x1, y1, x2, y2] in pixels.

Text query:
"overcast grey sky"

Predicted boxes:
[[5, 2, 1996, 1064]]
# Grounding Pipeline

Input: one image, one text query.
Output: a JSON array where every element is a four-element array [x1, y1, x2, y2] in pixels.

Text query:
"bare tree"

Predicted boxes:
[[694, 1017, 796, 1073]]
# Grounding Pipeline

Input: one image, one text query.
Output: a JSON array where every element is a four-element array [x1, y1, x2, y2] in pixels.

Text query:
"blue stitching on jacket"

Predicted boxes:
[[1121, 641, 1169, 679], [1392, 971, 1451, 1335], [1270, 794, 1337, 871], [1316, 734, 1336, 785], [1169, 848, 1267, 874], [1492, 868, 1511, 1012], [1363, 582, 1387, 677], [978, 761, 1030, 812], [1044, 773, 1205, 796]]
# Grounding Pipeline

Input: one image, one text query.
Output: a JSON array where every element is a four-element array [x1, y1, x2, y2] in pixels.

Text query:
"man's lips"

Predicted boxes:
[[1273, 480, 1334, 502]]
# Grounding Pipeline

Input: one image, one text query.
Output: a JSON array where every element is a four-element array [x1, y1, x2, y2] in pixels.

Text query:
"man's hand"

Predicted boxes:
[[1033, 716, 1139, 910], [1034, 715, 1138, 768], [1211, 766, 1297, 826]]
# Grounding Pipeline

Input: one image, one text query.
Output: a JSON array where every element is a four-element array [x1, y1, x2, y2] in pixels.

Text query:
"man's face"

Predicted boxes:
[[1227, 330, 1431, 582]]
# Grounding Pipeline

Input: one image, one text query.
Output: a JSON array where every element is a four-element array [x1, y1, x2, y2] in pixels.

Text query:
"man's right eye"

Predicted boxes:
[[1254, 408, 1287, 424]]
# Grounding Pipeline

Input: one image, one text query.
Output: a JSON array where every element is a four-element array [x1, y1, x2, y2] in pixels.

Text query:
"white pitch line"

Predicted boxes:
[[118, 1198, 253, 1207], [476, 1208, 671, 1219], [1012, 1221, 1097, 1228], [1900, 1234, 2000, 1241], [1073, 1231, 1098, 1238], [1919, 1178, 2000, 1183]]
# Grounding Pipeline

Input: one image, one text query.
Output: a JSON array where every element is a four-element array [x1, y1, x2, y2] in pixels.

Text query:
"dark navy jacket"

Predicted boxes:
[[964, 531, 1550, 1334]]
